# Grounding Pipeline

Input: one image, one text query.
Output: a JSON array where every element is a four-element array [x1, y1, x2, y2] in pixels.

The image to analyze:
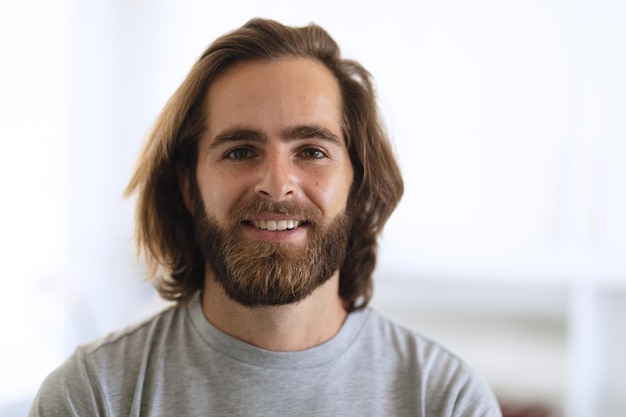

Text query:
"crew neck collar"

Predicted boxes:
[[186, 292, 370, 369]]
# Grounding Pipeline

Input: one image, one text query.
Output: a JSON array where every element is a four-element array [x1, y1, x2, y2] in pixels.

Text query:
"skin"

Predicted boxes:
[[182, 57, 354, 351]]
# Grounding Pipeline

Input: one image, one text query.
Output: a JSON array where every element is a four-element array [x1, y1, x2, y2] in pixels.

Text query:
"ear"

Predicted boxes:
[[176, 164, 194, 214]]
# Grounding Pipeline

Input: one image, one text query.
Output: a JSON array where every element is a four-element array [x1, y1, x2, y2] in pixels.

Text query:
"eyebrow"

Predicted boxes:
[[284, 125, 342, 145], [208, 125, 342, 150], [208, 128, 266, 150]]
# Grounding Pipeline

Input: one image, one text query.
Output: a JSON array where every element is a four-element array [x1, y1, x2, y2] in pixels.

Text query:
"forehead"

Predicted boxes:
[[202, 57, 343, 139]]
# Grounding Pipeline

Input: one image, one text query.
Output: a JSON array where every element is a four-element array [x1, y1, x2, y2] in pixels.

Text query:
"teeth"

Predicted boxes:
[[252, 219, 301, 231]]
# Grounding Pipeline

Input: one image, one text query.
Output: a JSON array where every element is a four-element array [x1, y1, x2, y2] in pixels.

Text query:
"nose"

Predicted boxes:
[[253, 150, 297, 200]]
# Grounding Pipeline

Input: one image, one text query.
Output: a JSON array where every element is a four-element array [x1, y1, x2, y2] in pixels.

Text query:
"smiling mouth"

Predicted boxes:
[[246, 219, 310, 231]]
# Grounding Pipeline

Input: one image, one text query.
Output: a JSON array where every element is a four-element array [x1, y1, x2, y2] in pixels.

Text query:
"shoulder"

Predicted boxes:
[[358, 309, 467, 379], [29, 304, 184, 417], [29, 344, 108, 416], [82, 303, 182, 359], [359, 308, 460, 365], [359, 308, 502, 417]]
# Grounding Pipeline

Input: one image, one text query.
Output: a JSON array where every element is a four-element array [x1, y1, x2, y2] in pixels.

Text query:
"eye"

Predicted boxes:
[[300, 147, 328, 159], [225, 147, 256, 160]]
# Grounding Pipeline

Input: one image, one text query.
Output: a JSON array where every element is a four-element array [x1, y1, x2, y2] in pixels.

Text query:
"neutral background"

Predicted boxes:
[[1, 1, 625, 416]]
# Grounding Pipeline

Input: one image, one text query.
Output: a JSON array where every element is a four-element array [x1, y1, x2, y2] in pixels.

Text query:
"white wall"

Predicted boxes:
[[1, 0, 624, 415]]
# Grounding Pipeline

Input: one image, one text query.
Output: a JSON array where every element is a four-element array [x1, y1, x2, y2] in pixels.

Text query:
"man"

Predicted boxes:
[[31, 18, 502, 416]]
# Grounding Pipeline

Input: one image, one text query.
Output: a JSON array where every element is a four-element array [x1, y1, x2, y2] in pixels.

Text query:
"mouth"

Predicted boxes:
[[244, 219, 311, 231]]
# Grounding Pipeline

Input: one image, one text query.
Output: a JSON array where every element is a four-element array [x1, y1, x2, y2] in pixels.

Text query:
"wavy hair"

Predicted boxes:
[[125, 18, 403, 311]]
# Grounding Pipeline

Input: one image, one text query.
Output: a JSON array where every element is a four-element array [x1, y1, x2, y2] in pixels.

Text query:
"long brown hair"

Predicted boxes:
[[125, 18, 403, 311]]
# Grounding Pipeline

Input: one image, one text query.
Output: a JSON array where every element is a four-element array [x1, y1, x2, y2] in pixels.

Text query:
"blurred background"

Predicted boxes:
[[1, 0, 625, 416]]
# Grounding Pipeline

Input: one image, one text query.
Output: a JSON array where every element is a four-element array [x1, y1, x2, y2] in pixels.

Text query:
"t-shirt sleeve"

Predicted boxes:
[[419, 341, 502, 417], [28, 349, 108, 417], [450, 367, 502, 417]]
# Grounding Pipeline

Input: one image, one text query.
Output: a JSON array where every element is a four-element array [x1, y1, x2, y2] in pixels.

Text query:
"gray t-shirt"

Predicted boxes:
[[30, 294, 502, 416]]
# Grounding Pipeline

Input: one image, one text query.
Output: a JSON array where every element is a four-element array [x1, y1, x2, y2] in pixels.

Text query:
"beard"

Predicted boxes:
[[193, 198, 351, 307]]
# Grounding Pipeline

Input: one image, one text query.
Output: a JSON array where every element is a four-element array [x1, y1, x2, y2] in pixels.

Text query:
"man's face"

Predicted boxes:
[[189, 57, 354, 306]]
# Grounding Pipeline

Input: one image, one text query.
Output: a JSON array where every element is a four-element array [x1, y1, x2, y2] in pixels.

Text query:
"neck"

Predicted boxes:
[[201, 273, 347, 352]]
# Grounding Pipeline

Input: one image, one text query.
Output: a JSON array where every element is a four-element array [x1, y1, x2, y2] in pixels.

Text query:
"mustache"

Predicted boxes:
[[228, 199, 323, 225]]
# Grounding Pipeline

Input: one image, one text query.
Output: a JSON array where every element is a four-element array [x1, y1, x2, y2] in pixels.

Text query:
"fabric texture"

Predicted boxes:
[[30, 294, 502, 417]]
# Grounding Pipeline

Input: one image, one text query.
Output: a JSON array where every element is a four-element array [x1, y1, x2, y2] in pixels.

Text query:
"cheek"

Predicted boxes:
[[197, 169, 247, 220], [312, 168, 353, 214]]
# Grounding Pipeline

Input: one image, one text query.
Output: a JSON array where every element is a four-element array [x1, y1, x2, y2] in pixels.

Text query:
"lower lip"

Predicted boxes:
[[241, 223, 309, 243]]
